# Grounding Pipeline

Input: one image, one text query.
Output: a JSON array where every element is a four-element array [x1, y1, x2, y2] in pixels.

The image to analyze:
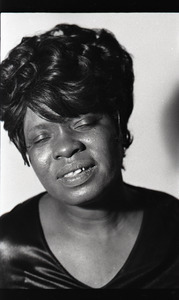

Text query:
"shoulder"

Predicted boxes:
[[0, 192, 46, 230], [130, 184, 179, 248], [139, 185, 179, 213], [126, 182, 178, 205], [0, 192, 46, 288], [0, 192, 46, 252], [127, 185, 179, 288], [126, 183, 179, 226]]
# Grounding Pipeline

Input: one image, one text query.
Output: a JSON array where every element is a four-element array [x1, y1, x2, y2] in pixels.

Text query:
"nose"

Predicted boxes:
[[52, 126, 85, 160]]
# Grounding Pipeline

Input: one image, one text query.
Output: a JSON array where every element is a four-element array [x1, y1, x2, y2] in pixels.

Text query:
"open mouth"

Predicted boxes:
[[63, 167, 90, 178], [57, 164, 96, 187]]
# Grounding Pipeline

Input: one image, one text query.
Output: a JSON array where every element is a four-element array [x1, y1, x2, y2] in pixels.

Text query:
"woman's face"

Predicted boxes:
[[24, 108, 123, 207]]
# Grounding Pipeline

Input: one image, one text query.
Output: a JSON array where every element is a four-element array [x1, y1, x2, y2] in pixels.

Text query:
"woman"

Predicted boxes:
[[0, 23, 178, 289]]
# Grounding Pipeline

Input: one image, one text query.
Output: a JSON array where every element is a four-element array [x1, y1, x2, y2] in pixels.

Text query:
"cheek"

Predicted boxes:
[[102, 141, 122, 173], [90, 128, 122, 171], [29, 147, 52, 178]]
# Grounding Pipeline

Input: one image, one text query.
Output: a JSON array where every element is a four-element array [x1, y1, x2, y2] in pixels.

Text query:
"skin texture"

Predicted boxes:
[[24, 108, 123, 208], [23, 108, 143, 288]]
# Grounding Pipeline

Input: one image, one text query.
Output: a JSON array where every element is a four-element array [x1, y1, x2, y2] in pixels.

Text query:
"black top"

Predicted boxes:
[[0, 184, 179, 289]]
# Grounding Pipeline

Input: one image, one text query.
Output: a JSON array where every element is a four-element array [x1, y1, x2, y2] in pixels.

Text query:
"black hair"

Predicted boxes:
[[0, 23, 134, 166]]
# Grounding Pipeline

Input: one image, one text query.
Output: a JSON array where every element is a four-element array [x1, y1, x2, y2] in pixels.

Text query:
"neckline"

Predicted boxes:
[[35, 191, 146, 289]]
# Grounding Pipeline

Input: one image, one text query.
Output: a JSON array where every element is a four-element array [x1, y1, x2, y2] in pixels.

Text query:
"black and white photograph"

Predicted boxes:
[[0, 13, 179, 289]]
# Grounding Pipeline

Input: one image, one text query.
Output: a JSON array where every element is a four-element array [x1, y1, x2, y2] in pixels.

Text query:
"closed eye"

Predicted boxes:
[[72, 115, 102, 131], [33, 135, 50, 144], [74, 122, 95, 130], [26, 134, 51, 148]]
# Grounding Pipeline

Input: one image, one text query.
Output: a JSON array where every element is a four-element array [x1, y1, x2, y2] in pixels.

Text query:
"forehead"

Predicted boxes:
[[23, 107, 67, 131], [24, 108, 49, 131], [23, 107, 114, 134]]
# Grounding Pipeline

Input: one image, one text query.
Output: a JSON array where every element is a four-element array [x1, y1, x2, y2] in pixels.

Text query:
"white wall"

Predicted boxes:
[[1, 13, 179, 215]]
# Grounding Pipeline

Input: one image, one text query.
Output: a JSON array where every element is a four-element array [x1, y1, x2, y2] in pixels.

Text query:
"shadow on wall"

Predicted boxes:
[[162, 86, 179, 171]]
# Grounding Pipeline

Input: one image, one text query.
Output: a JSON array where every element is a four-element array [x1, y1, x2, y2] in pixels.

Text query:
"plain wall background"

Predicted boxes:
[[1, 13, 179, 215]]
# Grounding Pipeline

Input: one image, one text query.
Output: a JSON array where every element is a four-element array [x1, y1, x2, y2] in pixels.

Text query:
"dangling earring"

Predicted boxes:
[[116, 110, 121, 139]]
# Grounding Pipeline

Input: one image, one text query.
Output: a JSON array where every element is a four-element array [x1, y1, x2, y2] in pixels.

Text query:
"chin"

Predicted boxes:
[[59, 180, 116, 208], [63, 187, 101, 207], [45, 168, 121, 207]]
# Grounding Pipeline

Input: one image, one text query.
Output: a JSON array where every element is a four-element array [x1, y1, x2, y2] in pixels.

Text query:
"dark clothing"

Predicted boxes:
[[0, 184, 179, 289]]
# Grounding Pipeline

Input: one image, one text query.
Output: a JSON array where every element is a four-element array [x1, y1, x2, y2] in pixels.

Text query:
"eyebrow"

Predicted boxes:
[[26, 123, 51, 135], [25, 117, 69, 135], [25, 113, 99, 135]]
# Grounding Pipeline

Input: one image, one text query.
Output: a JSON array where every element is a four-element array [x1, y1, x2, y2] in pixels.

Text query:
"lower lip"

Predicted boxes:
[[58, 166, 97, 187]]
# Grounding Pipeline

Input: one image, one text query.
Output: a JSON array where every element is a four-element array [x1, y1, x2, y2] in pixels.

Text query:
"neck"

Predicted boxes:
[[45, 182, 133, 237]]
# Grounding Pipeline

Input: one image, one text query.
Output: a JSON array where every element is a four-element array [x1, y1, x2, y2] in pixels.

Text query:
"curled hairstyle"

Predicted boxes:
[[0, 23, 134, 166]]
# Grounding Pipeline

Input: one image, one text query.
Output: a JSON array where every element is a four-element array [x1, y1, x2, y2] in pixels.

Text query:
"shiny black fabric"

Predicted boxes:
[[0, 184, 179, 289]]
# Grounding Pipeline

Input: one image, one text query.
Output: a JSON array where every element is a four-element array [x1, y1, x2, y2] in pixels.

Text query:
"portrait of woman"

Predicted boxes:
[[0, 13, 179, 289]]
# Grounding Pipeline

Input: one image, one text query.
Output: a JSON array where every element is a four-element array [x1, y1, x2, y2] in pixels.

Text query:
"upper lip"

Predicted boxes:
[[56, 161, 95, 179]]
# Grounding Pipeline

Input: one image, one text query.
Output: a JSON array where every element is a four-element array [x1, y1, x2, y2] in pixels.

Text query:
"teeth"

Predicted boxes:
[[64, 168, 86, 178]]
